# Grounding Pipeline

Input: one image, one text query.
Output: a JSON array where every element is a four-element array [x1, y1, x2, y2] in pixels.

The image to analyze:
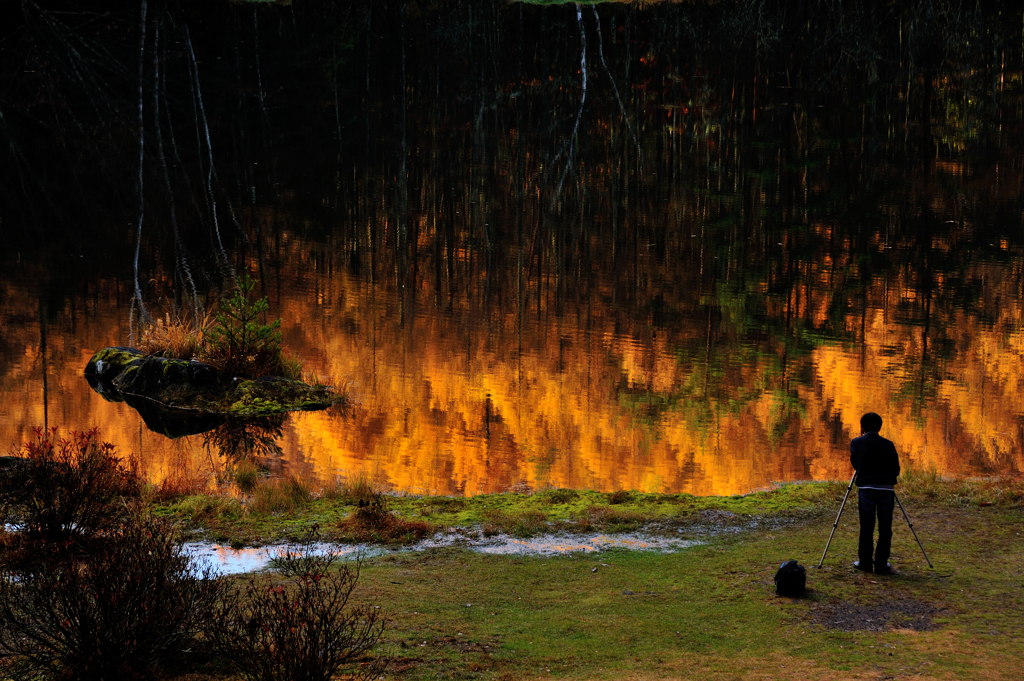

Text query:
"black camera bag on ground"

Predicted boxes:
[[774, 559, 806, 597]]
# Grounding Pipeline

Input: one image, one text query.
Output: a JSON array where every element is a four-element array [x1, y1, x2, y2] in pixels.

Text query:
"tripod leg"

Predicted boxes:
[[817, 472, 857, 568], [894, 492, 933, 568]]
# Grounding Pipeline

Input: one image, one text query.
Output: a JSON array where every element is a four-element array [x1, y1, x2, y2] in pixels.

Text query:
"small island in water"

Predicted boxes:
[[83, 273, 339, 438], [85, 346, 335, 416], [84, 347, 336, 438]]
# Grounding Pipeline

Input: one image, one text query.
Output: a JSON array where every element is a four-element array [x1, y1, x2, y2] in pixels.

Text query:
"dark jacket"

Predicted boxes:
[[850, 432, 900, 487]]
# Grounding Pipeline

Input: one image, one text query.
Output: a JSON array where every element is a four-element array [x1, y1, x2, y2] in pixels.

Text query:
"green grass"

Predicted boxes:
[[147, 478, 1024, 678], [165, 494, 244, 526], [349, 499, 1024, 680]]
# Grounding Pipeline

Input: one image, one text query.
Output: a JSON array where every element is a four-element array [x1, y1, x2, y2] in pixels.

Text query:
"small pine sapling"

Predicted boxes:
[[203, 274, 284, 377]]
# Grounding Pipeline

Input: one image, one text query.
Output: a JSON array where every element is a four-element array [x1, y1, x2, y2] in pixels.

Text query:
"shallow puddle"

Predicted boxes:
[[185, 529, 703, 575], [184, 542, 378, 576]]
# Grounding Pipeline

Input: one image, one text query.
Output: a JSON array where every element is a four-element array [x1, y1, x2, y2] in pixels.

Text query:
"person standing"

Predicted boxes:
[[850, 412, 901, 574]]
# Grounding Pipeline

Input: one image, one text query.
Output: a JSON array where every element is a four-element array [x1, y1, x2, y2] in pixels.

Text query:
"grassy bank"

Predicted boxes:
[[151, 477, 848, 547], [150, 471, 1023, 547], [5, 467, 1022, 679], [350, 497, 1022, 681], [155, 476, 1024, 680]]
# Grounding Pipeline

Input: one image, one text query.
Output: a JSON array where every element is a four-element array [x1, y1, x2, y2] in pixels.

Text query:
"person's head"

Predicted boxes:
[[860, 412, 883, 433]]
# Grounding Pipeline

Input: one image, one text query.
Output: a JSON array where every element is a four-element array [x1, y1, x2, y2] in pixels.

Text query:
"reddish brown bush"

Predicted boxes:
[[339, 490, 432, 544], [1, 427, 140, 543], [571, 504, 643, 532]]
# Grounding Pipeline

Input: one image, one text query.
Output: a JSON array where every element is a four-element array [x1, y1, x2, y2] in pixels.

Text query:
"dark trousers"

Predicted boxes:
[[858, 489, 894, 569]]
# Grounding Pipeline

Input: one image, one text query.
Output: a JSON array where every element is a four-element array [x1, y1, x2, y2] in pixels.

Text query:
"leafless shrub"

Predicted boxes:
[[0, 512, 222, 681], [207, 525, 388, 681]]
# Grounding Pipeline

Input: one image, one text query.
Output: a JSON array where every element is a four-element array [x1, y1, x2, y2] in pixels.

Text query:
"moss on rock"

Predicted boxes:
[[84, 347, 336, 420]]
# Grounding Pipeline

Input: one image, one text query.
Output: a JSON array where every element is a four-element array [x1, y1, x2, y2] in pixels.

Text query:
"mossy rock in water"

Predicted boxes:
[[84, 347, 336, 422]]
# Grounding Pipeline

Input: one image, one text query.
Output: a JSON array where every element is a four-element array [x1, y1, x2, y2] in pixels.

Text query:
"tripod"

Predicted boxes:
[[817, 474, 933, 569]]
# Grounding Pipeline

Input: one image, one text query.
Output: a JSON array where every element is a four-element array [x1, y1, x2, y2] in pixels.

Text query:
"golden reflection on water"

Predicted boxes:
[[278, 265, 1024, 495], [5, 250, 1020, 497], [6, 278, 1015, 497]]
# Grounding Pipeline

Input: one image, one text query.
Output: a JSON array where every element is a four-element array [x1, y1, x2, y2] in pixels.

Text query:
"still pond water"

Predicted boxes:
[[2, 2, 1023, 495]]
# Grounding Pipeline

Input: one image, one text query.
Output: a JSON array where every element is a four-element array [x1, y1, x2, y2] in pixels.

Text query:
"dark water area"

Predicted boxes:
[[2, 0, 1023, 495]]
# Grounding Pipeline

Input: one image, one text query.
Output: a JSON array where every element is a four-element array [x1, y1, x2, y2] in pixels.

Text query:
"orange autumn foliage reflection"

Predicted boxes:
[[3, 240, 1024, 497]]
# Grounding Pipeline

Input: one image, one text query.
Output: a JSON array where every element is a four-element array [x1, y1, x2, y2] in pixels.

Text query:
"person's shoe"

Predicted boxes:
[[874, 563, 893, 575], [853, 560, 872, 573]]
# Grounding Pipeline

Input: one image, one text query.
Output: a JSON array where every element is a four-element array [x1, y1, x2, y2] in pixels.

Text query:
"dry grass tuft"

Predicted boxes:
[[137, 311, 211, 360], [135, 284, 312, 382], [249, 476, 312, 516], [606, 489, 634, 505], [481, 509, 548, 538], [231, 457, 266, 494], [278, 352, 304, 381], [173, 495, 244, 523], [148, 473, 210, 503], [571, 504, 644, 532], [321, 473, 380, 506], [898, 469, 1024, 507], [416, 496, 468, 516], [539, 488, 579, 504]]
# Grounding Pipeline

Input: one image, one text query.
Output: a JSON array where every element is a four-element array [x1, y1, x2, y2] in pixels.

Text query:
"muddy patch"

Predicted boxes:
[[462, 531, 702, 556], [807, 597, 946, 631], [437, 635, 496, 654], [698, 509, 738, 523]]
